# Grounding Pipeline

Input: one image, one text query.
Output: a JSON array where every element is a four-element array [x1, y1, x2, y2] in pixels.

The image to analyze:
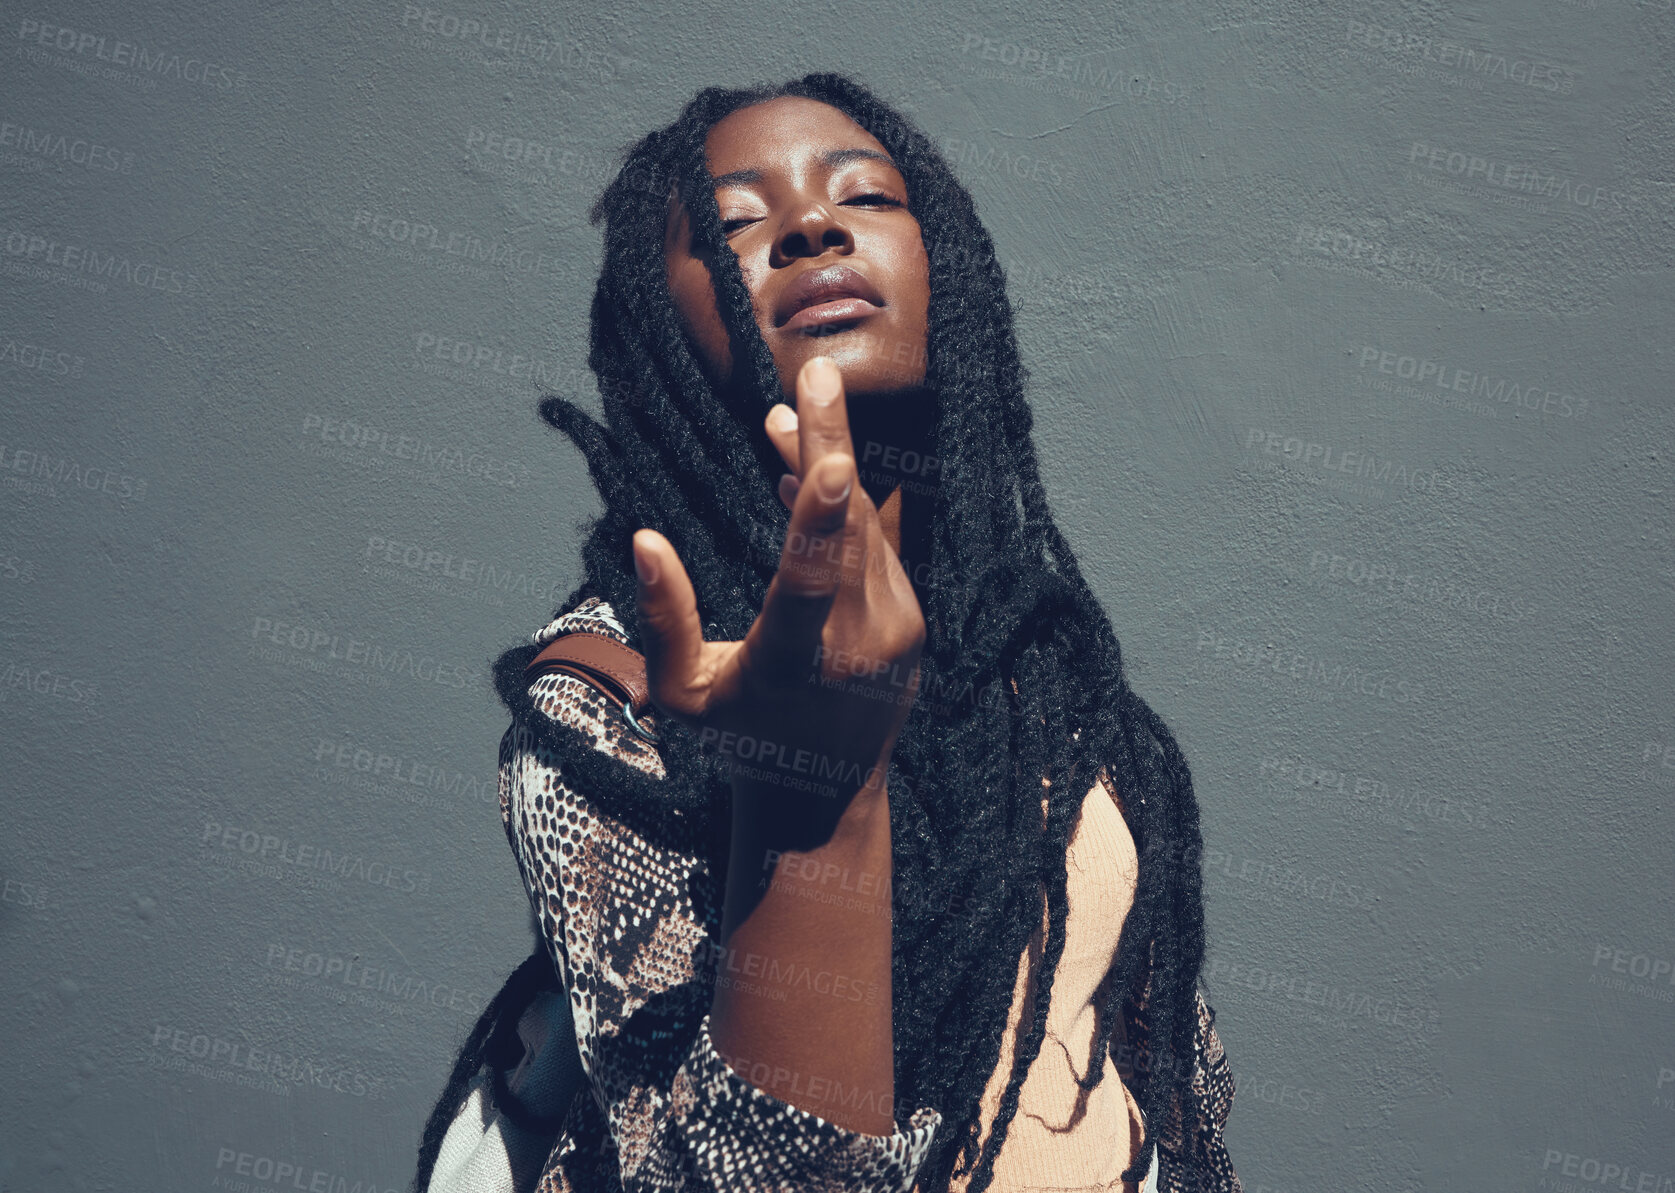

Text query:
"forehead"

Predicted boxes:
[[702, 96, 894, 177]]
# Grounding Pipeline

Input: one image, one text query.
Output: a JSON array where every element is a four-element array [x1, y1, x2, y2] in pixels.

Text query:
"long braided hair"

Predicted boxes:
[[421, 73, 1214, 1193]]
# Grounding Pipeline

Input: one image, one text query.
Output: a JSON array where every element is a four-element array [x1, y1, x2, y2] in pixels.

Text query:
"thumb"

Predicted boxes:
[[632, 529, 706, 719]]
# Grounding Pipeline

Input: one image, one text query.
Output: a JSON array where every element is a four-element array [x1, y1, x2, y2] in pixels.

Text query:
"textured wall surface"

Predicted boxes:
[[2, 2, 1672, 1190]]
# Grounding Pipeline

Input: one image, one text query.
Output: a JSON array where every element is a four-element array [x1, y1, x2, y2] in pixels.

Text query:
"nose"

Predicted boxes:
[[770, 197, 853, 267]]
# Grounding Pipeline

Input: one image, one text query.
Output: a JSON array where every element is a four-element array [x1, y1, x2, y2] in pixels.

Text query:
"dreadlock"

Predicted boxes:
[[429, 72, 1213, 1192]]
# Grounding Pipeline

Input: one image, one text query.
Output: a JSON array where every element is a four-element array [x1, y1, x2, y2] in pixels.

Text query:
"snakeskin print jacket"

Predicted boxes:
[[497, 595, 1242, 1193]]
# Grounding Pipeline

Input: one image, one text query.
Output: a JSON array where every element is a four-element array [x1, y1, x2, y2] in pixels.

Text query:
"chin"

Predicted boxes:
[[772, 325, 927, 395]]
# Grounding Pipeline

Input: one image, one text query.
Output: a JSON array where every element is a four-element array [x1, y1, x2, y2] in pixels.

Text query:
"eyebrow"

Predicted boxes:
[[709, 147, 898, 190]]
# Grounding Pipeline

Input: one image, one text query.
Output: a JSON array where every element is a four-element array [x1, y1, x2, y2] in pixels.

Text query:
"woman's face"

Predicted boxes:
[[663, 96, 931, 405]]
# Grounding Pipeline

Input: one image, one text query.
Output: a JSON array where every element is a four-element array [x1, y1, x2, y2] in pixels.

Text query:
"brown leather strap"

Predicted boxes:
[[524, 631, 651, 717]]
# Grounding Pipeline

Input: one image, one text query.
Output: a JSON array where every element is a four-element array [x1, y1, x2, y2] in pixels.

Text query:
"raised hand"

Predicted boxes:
[[630, 355, 925, 824]]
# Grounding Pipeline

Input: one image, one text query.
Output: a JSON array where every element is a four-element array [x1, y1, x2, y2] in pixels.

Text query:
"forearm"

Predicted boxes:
[[708, 762, 896, 1136]]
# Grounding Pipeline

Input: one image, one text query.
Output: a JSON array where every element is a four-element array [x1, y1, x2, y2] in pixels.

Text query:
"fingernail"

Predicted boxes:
[[633, 540, 659, 585], [806, 357, 840, 404], [816, 458, 852, 502], [768, 404, 797, 432]]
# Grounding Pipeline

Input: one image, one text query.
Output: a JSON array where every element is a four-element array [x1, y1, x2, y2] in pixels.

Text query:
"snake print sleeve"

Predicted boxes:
[[1119, 981, 1241, 1193], [1180, 991, 1241, 1193], [498, 596, 943, 1192]]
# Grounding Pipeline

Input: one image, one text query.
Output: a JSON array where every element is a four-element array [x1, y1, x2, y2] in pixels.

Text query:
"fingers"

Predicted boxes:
[[767, 356, 850, 510], [766, 403, 801, 510], [631, 529, 707, 719], [796, 357, 855, 484], [765, 402, 800, 475], [745, 452, 855, 683]]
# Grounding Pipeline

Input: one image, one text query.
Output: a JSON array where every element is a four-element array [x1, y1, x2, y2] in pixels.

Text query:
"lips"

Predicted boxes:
[[773, 264, 886, 330]]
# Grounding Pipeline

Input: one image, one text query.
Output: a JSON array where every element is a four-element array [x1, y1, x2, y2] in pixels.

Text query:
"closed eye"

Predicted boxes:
[[720, 193, 903, 235]]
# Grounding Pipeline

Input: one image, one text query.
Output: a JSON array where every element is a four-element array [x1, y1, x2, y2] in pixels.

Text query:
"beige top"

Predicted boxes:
[[922, 770, 1145, 1193]]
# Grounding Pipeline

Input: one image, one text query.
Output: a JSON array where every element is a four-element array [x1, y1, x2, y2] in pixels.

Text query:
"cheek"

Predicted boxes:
[[895, 231, 931, 321], [727, 254, 770, 322], [670, 260, 734, 375]]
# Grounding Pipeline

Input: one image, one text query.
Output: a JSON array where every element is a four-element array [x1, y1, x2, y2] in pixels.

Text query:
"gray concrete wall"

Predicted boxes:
[[2, 1, 1671, 1190]]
